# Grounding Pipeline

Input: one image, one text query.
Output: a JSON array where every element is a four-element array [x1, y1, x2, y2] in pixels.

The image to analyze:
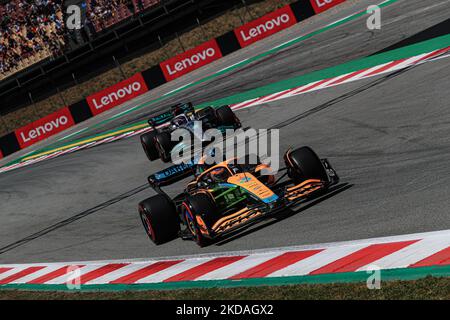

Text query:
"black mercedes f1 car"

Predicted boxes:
[[140, 102, 241, 162]]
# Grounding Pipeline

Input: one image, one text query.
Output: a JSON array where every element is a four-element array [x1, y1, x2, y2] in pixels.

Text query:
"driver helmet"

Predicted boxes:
[[172, 115, 188, 128], [210, 167, 229, 182]]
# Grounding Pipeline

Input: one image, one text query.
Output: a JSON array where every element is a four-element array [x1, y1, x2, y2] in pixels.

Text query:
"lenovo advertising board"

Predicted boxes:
[[234, 5, 297, 48], [15, 107, 75, 149], [160, 39, 223, 82], [309, 0, 345, 14], [87, 73, 149, 116]]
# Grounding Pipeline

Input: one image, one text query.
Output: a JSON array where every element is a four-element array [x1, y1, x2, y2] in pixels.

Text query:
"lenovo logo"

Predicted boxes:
[[310, 0, 345, 14], [15, 108, 75, 148], [87, 73, 149, 116], [161, 39, 222, 81], [91, 81, 142, 110], [20, 116, 69, 143], [239, 14, 291, 42], [235, 6, 297, 48], [316, 0, 334, 7], [165, 48, 216, 76]]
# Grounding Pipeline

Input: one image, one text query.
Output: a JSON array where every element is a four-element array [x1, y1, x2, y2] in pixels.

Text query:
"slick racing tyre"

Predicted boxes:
[[216, 106, 239, 127], [155, 132, 174, 163], [196, 106, 216, 120], [285, 146, 328, 184], [140, 131, 159, 161], [196, 107, 218, 127], [182, 193, 218, 247], [139, 195, 180, 245]]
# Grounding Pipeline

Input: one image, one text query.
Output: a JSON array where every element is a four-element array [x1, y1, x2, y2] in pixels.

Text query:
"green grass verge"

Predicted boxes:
[[0, 265, 449, 297], [0, 277, 448, 300]]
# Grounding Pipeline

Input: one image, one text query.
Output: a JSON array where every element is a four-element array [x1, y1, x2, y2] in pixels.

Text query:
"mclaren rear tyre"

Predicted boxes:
[[139, 195, 180, 245], [285, 146, 329, 184], [140, 131, 159, 161]]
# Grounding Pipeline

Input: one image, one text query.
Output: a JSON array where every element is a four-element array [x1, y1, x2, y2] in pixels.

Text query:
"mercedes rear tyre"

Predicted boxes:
[[140, 131, 159, 161], [216, 105, 239, 127], [155, 132, 174, 163]]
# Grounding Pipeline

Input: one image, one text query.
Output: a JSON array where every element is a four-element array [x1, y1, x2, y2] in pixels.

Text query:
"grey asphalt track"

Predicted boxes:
[[4, 0, 449, 164], [1, 0, 450, 264]]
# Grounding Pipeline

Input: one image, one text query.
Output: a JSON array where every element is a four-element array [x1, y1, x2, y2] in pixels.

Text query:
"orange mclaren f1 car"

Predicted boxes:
[[138, 146, 339, 247]]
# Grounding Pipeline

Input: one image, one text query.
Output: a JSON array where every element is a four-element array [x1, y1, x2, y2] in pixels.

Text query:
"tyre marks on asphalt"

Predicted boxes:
[[0, 184, 149, 256]]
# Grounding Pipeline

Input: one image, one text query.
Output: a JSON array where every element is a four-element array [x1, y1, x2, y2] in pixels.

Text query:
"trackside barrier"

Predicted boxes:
[[0, 0, 346, 158], [0, 132, 21, 157], [160, 39, 223, 82], [86, 73, 149, 116], [14, 107, 75, 149], [234, 5, 298, 48], [310, 0, 346, 14]]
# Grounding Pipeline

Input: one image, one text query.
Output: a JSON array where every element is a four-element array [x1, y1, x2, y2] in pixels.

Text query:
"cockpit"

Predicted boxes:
[[171, 114, 190, 128], [198, 166, 233, 184]]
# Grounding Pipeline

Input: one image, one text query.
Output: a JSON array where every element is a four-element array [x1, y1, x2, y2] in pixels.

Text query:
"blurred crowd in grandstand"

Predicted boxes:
[[0, 0, 160, 78], [87, 0, 144, 31], [0, 0, 66, 76], [80, 0, 158, 35]]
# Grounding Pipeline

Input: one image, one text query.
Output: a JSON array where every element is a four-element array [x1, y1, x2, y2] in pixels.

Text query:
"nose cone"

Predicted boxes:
[[227, 173, 279, 203]]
